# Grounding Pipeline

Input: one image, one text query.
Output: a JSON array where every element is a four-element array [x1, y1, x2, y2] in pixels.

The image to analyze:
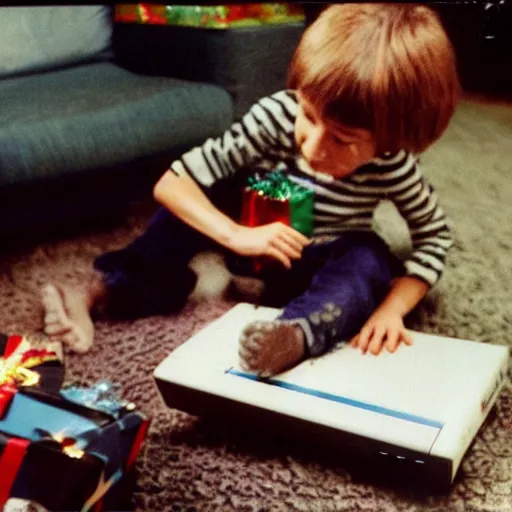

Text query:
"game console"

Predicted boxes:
[[154, 303, 509, 490]]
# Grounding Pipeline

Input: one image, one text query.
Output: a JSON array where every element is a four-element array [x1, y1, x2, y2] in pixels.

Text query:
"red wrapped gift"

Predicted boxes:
[[239, 169, 314, 273]]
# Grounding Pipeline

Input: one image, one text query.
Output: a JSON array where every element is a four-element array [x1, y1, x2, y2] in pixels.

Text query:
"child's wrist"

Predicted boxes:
[[377, 301, 406, 318], [218, 219, 243, 251], [377, 291, 410, 317]]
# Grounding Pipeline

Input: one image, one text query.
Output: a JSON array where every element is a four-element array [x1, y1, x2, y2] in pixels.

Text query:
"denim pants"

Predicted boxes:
[[94, 176, 403, 356]]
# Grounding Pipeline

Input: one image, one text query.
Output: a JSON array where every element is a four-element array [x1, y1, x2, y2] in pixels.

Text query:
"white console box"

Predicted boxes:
[[154, 303, 509, 489]]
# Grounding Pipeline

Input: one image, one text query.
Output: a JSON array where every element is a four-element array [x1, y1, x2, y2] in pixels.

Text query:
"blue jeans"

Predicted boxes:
[[94, 175, 247, 319], [274, 233, 403, 356], [94, 178, 403, 356]]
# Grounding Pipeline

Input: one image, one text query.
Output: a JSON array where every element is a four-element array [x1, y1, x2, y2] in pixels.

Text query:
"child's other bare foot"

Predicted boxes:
[[41, 283, 94, 353], [238, 321, 306, 377]]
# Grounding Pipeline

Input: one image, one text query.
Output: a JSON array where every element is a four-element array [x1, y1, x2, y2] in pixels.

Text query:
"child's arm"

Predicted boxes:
[[350, 276, 429, 355], [352, 155, 453, 355], [389, 156, 454, 287], [154, 90, 309, 267], [154, 170, 309, 269]]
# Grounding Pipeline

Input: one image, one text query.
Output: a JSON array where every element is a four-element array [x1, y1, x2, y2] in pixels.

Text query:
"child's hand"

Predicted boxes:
[[228, 222, 310, 269], [350, 308, 413, 355]]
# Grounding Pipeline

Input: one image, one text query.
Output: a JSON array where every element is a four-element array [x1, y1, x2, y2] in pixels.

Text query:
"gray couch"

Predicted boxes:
[[0, 6, 304, 244]]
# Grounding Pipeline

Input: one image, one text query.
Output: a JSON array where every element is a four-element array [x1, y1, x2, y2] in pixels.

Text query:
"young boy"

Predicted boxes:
[[41, 4, 459, 377]]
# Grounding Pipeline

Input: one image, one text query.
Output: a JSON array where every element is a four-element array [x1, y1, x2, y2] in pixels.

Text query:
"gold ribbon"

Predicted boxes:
[[0, 337, 59, 388]]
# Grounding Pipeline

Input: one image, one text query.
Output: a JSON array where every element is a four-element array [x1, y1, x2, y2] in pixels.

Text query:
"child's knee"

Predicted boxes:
[[347, 243, 397, 282]]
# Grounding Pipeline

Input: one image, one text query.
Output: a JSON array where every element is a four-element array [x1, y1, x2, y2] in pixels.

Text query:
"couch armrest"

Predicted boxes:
[[112, 22, 304, 118]]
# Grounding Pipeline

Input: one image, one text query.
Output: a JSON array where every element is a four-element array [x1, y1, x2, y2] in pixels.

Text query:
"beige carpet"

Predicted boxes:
[[1, 95, 511, 511]]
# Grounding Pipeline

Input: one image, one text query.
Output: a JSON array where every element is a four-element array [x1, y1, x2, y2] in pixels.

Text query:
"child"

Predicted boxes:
[[41, 3, 459, 377]]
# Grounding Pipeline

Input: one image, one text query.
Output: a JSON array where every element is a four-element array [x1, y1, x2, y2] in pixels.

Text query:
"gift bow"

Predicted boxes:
[[0, 336, 59, 388], [247, 169, 311, 201], [60, 380, 135, 419]]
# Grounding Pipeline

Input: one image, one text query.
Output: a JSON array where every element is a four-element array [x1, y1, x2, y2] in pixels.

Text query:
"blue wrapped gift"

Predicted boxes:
[[0, 373, 149, 511]]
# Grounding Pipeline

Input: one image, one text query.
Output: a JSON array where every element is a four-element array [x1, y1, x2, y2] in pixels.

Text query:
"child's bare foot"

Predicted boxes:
[[40, 283, 94, 353], [238, 321, 306, 377]]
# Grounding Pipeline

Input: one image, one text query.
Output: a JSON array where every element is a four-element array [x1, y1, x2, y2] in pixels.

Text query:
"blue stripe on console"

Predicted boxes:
[[226, 368, 444, 429]]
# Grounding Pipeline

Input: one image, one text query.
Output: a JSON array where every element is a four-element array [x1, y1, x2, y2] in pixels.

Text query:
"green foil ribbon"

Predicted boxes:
[[247, 170, 314, 236]]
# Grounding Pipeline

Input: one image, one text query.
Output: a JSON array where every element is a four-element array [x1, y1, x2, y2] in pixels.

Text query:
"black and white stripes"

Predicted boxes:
[[169, 90, 453, 286]]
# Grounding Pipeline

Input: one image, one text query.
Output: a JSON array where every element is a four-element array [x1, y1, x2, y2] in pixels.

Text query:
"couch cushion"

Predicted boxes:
[[0, 7, 113, 79], [0, 5, 112, 77], [0, 61, 233, 186], [113, 22, 304, 119]]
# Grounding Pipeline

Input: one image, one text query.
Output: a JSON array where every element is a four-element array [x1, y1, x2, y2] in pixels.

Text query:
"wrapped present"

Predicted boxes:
[[241, 168, 314, 236], [0, 382, 149, 512], [0, 333, 149, 512], [237, 168, 314, 274], [114, 3, 305, 29]]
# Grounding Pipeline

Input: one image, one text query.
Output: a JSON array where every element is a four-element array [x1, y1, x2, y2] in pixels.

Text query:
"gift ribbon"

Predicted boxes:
[[92, 418, 150, 512], [0, 385, 17, 419], [60, 380, 135, 419], [4, 335, 22, 359], [0, 335, 59, 390], [0, 436, 30, 509], [247, 170, 310, 201], [126, 418, 150, 469]]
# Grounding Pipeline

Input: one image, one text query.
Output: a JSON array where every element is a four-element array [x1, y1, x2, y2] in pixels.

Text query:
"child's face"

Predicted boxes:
[[295, 91, 377, 178]]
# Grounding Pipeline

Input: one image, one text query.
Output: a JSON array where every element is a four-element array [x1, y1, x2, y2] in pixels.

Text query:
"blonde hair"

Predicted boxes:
[[288, 3, 460, 154]]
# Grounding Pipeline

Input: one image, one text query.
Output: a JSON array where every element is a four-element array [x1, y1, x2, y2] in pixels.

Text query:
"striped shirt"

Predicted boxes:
[[170, 90, 453, 287]]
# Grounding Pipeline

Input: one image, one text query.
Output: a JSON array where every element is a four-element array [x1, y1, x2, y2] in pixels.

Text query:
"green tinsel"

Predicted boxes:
[[247, 170, 308, 201]]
